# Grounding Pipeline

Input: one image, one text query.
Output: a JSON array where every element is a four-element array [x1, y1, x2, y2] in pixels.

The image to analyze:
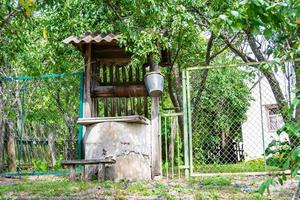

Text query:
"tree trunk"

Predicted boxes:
[[5, 121, 16, 172], [0, 119, 4, 171], [167, 68, 183, 135], [0, 81, 5, 171], [245, 31, 288, 119]]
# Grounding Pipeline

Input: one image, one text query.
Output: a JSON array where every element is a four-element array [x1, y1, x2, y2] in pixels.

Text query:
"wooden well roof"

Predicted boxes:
[[63, 32, 171, 66], [63, 33, 119, 45]]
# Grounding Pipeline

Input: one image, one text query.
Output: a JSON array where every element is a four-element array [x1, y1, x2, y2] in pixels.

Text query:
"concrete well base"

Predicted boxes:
[[83, 121, 151, 181]]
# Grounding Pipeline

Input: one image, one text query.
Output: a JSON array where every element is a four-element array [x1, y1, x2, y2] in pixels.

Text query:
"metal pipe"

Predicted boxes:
[[258, 71, 267, 170], [182, 70, 190, 178], [186, 70, 194, 175], [164, 116, 168, 178]]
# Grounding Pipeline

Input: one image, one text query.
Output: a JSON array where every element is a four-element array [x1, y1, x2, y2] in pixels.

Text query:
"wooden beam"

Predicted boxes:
[[93, 52, 131, 59], [151, 97, 160, 178], [148, 54, 161, 178], [83, 44, 92, 118], [98, 58, 131, 65], [92, 85, 148, 97], [77, 115, 150, 125]]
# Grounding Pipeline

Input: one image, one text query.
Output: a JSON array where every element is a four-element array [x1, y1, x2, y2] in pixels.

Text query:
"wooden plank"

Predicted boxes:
[[136, 67, 141, 114], [110, 98, 115, 117], [143, 65, 148, 118], [77, 115, 150, 125], [97, 58, 130, 66], [103, 65, 108, 117], [62, 159, 116, 165], [116, 66, 121, 116], [93, 51, 131, 59], [92, 85, 147, 97], [109, 65, 114, 116], [130, 97, 134, 115], [122, 66, 127, 115]]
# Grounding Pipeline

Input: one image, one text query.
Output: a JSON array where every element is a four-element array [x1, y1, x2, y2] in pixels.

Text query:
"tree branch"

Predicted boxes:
[[0, 6, 20, 37], [220, 32, 256, 62]]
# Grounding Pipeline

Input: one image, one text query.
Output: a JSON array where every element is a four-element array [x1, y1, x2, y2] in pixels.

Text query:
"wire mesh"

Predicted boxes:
[[185, 61, 297, 174], [0, 73, 82, 174], [160, 113, 184, 179]]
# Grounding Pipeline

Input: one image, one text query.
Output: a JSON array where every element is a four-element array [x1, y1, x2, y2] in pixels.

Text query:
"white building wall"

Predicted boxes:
[[241, 69, 291, 161]]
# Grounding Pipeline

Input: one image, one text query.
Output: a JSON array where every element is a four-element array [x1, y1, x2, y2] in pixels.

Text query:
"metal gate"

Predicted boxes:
[[181, 61, 295, 176]]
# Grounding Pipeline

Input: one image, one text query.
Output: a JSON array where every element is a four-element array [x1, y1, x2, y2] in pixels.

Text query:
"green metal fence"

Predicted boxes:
[[182, 61, 297, 176], [160, 112, 186, 178], [0, 72, 84, 176]]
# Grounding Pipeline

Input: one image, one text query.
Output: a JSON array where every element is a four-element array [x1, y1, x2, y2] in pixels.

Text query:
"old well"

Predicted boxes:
[[63, 33, 169, 180]]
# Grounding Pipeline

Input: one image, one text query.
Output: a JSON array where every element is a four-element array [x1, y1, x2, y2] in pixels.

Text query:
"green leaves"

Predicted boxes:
[[258, 178, 273, 194]]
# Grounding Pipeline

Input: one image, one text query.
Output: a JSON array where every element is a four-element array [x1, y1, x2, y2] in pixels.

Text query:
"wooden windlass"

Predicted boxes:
[[63, 33, 169, 119]]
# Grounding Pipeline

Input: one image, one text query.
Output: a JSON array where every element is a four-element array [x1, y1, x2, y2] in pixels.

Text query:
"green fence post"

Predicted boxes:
[[77, 72, 84, 159], [182, 70, 190, 178], [164, 117, 169, 179]]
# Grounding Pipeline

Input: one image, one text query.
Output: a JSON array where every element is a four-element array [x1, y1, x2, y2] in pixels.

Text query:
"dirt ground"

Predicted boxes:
[[0, 174, 298, 199]]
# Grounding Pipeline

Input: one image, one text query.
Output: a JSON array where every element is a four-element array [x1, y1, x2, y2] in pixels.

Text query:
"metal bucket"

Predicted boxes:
[[144, 71, 164, 97]]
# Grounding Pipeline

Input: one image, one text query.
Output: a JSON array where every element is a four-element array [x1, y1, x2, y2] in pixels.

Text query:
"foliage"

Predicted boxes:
[[0, 179, 97, 198], [53, 154, 63, 171], [0, 0, 299, 175], [259, 98, 300, 195], [195, 159, 279, 173], [191, 67, 252, 164], [32, 159, 48, 172], [200, 177, 232, 187]]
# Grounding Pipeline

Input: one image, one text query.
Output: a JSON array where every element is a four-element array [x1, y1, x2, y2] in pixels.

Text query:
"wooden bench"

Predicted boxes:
[[61, 159, 116, 181]]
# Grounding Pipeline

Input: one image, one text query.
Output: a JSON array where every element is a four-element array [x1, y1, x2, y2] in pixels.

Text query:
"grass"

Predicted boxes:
[[0, 175, 292, 199], [194, 159, 280, 173], [0, 179, 98, 198]]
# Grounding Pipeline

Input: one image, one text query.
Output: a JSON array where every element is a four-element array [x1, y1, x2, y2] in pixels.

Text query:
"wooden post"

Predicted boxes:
[[69, 165, 76, 181], [97, 163, 105, 180], [83, 44, 92, 118], [48, 134, 56, 167], [149, 54, 161, 178]]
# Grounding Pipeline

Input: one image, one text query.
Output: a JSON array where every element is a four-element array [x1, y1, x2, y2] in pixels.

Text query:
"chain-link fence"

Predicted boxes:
[[160, 113, 185, 178], [184, 61, 296, 175], [0, 72, 83, 175]]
